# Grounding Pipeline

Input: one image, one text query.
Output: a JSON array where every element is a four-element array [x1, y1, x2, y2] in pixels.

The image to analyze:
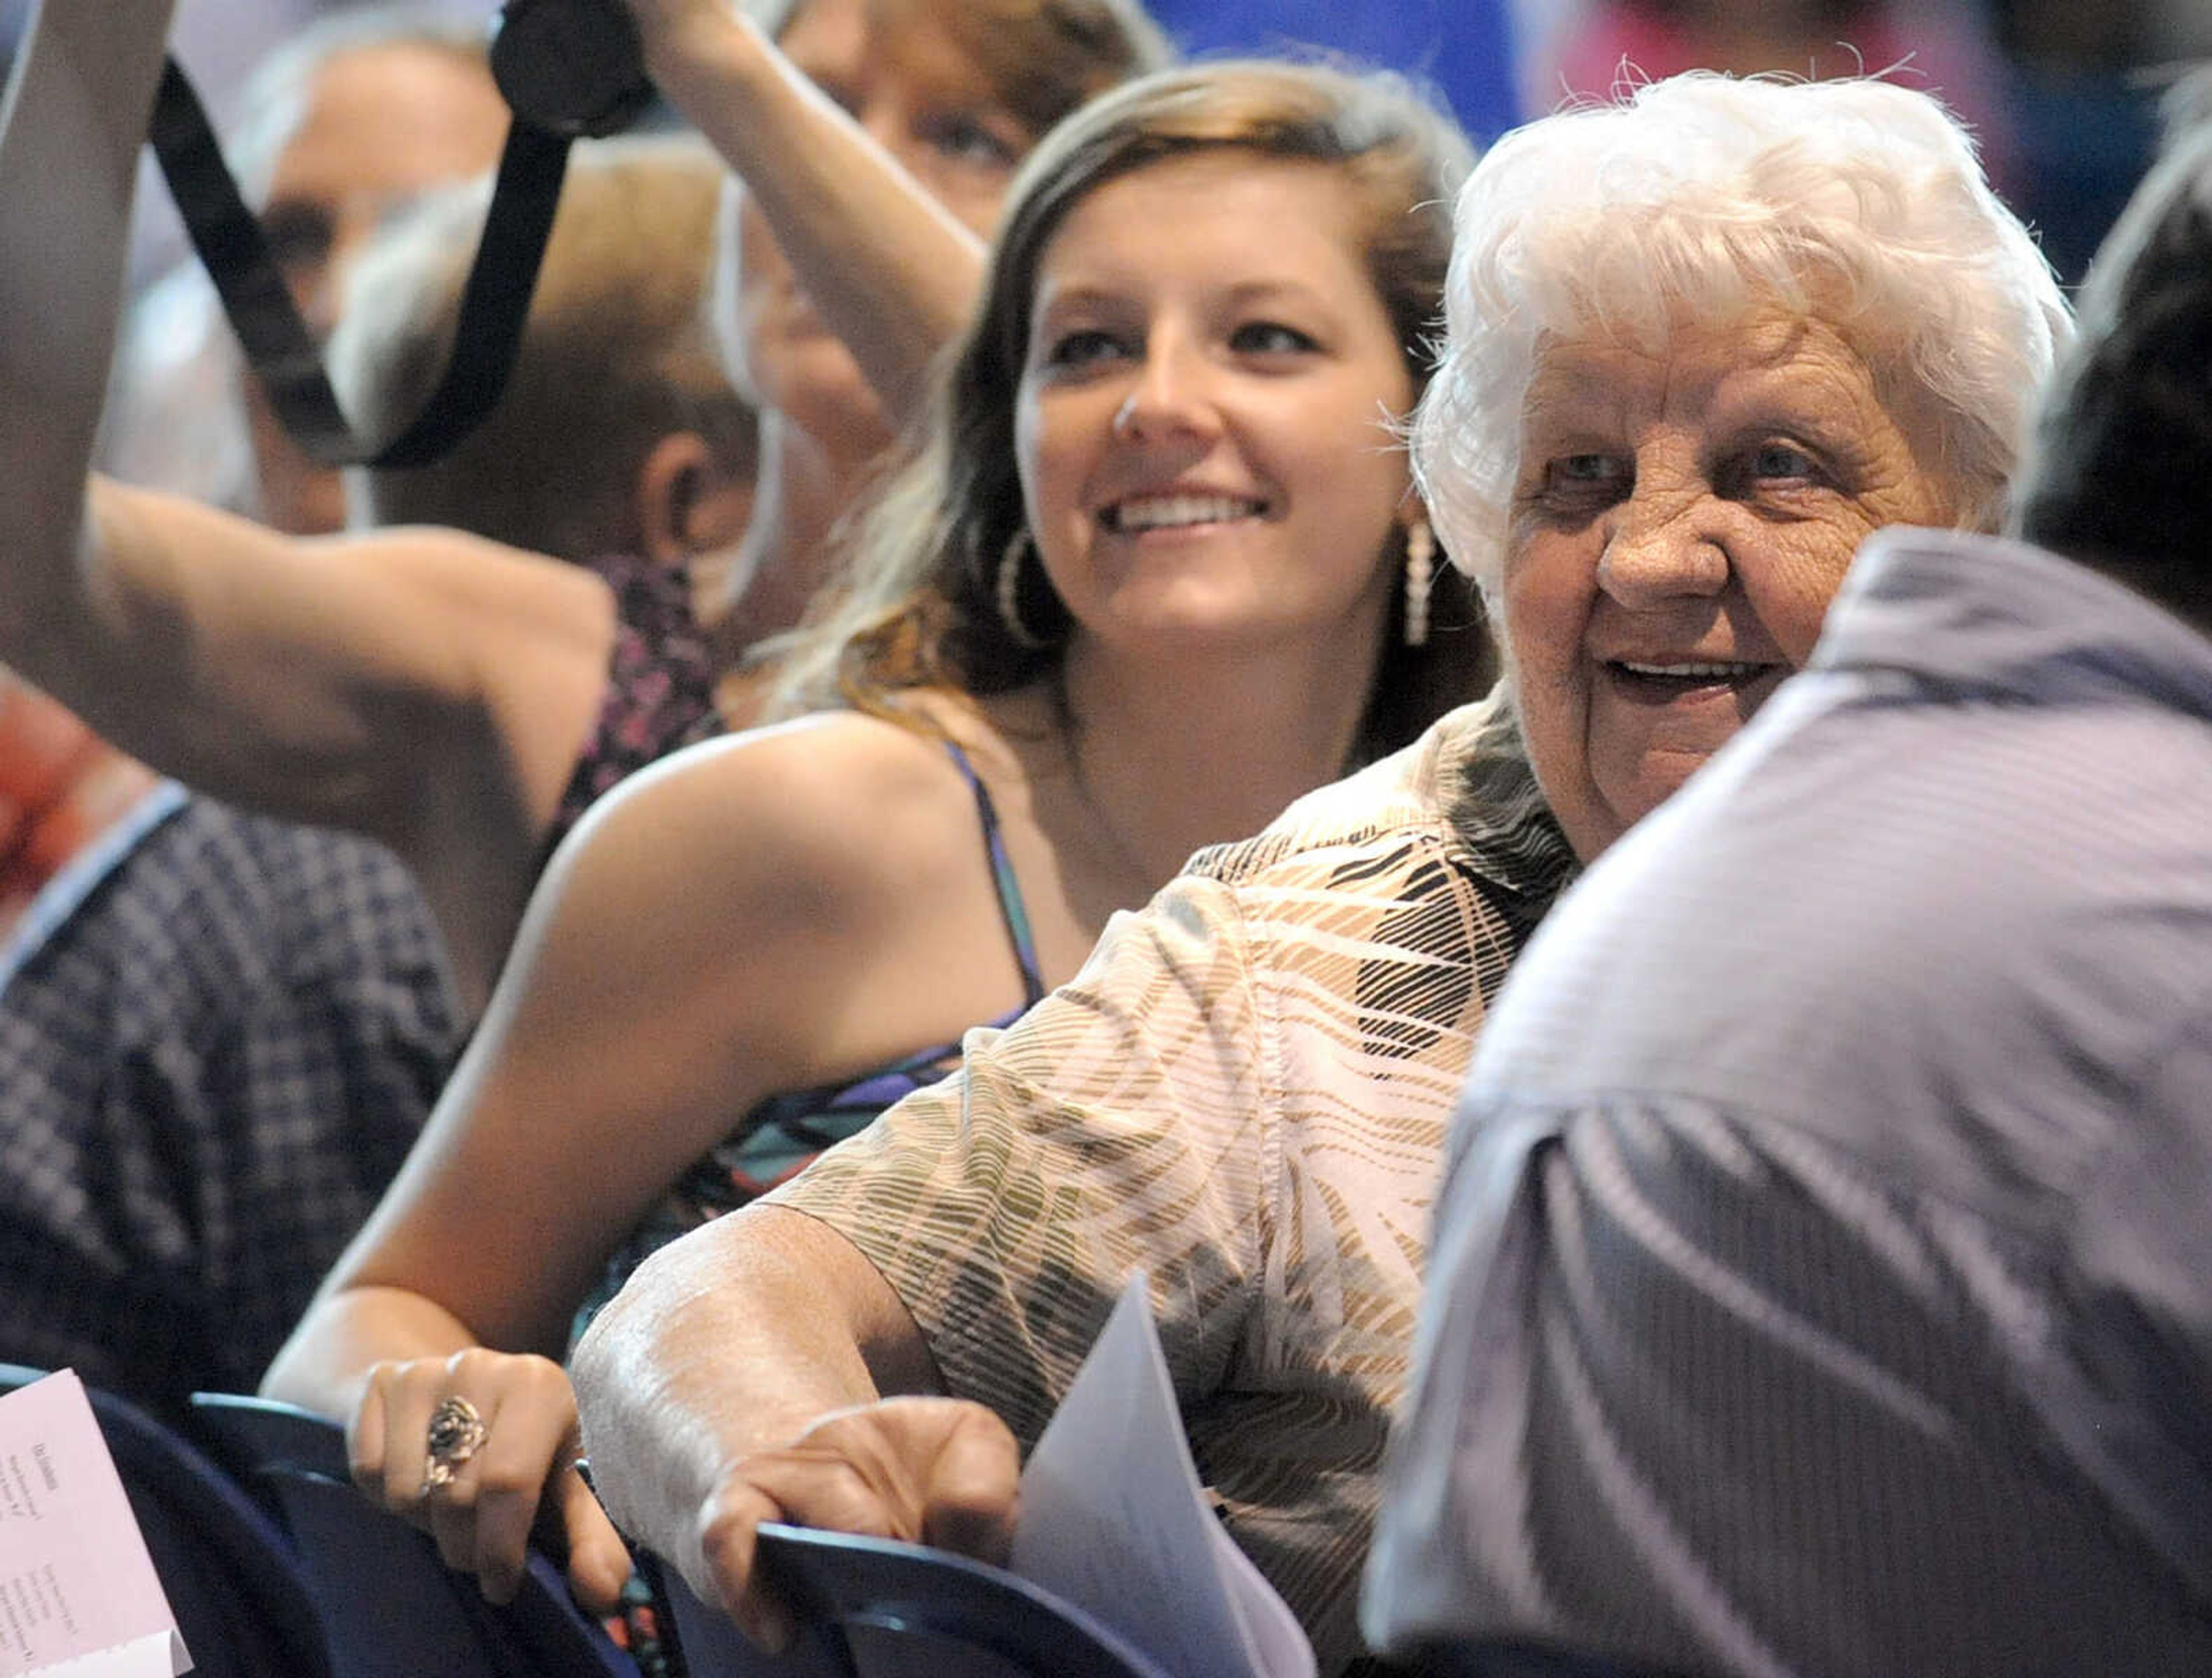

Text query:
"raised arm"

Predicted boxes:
[[31, 487, 612, 1004], [0, 0, 176, 615], [624, 0, 988, 427], [0, 4, 619, 1001]]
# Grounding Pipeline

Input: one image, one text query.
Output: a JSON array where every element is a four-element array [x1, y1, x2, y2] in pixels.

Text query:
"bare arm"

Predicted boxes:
[[626, 0, 987, 427], [259, 730, 864, 1607], [47, 487, 612, 1004], [0, 5, 614, 1001], [0, 0, 175, 641], [262, 716, 1010, 1609]]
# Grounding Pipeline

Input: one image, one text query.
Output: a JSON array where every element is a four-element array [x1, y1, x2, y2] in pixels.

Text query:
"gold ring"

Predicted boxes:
[[421, 1395, 487, 1493]]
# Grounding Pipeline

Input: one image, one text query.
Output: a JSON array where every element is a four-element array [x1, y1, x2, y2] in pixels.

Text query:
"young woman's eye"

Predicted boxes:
[[1230, 321, 1320, 356], [1041, 328, 1129, 370], [921, 113, 1020, 170]]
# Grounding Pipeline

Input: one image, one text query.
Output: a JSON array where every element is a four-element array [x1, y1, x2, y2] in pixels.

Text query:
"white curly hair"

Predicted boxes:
[[1412, 71, 2073, 600]]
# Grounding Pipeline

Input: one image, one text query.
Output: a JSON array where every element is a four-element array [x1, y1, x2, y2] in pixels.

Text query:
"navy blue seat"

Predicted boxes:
[[0, 1364, 330, 1677], [191, 1391, 638, 1678], [1387, 1638, 1704, 1677], [649, 1521, 1173, 1678]]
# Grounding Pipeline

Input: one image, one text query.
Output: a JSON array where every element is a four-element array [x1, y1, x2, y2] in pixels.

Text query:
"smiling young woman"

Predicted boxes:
[[259, 56, 1488, 1618]]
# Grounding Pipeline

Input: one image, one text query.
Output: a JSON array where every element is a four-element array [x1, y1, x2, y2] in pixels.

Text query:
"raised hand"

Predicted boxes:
[[348, 1348, 637, 1612]]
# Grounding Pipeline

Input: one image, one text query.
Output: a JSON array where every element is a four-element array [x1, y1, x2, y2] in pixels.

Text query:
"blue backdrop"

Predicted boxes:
[[1143, 0, 1525, 143]]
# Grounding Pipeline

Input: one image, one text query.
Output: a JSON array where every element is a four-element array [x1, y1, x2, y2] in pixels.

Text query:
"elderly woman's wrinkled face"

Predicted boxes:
[[1504, 310, 1957, 861]]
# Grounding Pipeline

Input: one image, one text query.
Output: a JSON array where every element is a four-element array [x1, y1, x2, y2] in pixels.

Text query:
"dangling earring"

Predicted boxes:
[[1403, 516, 1435, 648], [996, 526, 1050, 650]]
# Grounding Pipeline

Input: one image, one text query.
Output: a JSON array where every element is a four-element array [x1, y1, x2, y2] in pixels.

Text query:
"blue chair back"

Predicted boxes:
[[191, 1391, 638, 1678], [651, 1521, 1173, 1678], [1389, 1637, 1704, 1676], [0, 1365, 329, 1677]]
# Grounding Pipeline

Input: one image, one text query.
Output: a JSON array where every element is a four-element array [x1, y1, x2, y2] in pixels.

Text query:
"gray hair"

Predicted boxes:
[[1413, 72, 2073, 600]]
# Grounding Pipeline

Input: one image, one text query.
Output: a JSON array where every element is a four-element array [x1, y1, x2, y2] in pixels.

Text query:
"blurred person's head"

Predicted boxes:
[[96, 262, 257, 514], [1411, 72, 2070, 859], [2010, 94, 2212, 628], [228, 10, 510, 533], [776, 58, 1484, 763], [332, 137, 756, 581], [711, 0, 1173, 465]]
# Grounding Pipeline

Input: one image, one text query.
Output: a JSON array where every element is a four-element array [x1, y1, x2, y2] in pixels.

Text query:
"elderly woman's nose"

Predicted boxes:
[[1595, 501, 1729, 606]]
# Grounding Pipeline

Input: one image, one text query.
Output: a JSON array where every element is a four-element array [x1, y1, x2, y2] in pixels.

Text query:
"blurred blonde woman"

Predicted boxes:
[[0, 0, 1164, 1010]]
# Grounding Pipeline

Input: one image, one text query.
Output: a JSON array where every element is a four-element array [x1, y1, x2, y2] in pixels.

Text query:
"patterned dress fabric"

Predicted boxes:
[[546, 551, 725, 859], [768, 688, 1575, 1673], [1369, 529, 2212, 1677]]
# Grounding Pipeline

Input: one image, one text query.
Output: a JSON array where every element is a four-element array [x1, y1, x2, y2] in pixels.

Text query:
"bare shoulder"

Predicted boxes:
[[547, 707, 999, 941]]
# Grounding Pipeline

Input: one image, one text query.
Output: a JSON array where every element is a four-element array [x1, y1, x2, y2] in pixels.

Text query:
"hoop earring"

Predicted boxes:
[[996, 527, 1050, 650], [1403, 517, 1435, 648]]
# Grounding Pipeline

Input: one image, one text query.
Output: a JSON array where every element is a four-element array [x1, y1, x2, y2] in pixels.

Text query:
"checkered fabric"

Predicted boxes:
[[0, 789, 465, 1414]]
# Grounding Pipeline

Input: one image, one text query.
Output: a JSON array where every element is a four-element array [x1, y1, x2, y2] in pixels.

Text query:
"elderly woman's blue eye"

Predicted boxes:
[[1751, 442, 1819, 479], [1554, 454, 1625, 483]]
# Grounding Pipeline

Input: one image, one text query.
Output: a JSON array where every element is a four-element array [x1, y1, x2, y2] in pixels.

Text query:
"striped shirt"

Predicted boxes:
[[770, 687, 1575, 1672], [1368, 529, 2212, 1677]]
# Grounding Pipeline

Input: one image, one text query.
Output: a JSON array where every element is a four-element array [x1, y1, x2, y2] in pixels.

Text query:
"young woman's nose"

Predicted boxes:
[[1110, 338, 1222, 448]]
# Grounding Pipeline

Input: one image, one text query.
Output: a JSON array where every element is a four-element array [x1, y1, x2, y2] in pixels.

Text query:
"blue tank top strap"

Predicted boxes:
[[941, 736, 1047, 1007]]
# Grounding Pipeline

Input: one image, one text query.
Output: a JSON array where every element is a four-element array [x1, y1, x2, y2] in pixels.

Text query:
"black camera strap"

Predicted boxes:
[[145, 54, 571, 469], [142, 0, 654, 469]]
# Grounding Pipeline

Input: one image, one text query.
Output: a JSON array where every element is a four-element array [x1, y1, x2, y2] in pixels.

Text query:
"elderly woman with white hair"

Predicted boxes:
[[570, 71, 2070, 1672]]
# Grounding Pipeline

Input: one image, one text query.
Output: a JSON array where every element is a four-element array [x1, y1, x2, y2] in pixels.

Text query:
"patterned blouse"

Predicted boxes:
[[768, 687, 1576, 1674]]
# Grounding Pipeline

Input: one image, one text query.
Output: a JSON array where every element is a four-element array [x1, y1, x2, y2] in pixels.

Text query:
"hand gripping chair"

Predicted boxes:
[[190, 1390, 639, 1678], [646, 1520, 1175, 1678]]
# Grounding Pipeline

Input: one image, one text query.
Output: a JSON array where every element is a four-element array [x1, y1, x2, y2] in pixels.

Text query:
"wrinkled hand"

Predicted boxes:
[[349, 1349, 635, 1613], [687, 1396, 1021, 1650]]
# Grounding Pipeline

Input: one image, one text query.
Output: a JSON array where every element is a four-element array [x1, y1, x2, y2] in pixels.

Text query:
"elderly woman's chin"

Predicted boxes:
[[1556, 687, 1777, 859]]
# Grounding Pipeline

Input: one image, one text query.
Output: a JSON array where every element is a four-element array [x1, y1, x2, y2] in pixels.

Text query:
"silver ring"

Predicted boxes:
[[421, 1395, 487, 1492]]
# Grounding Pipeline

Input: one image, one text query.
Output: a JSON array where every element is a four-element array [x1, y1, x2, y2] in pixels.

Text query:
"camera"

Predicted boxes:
[[490, 0, 656, 138]]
